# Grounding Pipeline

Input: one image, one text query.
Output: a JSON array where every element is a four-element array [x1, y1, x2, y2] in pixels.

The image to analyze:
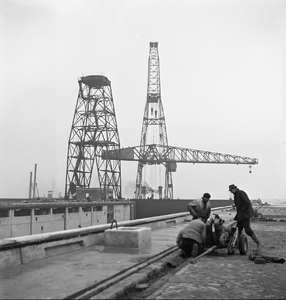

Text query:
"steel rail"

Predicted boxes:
[[62, 244, 178, 299]]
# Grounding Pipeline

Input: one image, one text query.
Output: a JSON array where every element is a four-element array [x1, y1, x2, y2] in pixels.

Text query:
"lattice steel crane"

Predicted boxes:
[[65, 75, 121, 200], [65, 43, 258, 201], [134, 42, 173, 199], [102, 42, 258, 199]]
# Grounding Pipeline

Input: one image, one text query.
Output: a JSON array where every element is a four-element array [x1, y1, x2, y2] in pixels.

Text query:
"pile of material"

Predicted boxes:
[[249, 250, 285, 264]]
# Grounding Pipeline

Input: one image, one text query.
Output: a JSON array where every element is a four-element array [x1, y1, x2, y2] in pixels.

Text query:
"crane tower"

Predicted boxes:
[[65, 75, 121, 200], [135, 42, 173, 199], [102, 42, 258, 200]]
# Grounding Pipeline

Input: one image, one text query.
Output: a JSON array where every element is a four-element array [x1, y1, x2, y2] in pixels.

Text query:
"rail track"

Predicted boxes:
[[62, 245, 179, 299]]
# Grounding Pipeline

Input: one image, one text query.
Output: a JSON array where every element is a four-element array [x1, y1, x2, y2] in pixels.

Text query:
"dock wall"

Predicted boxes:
[[0, 206, 232, 270], [0, 202, 134, 239], [0, 199, 233, 239]]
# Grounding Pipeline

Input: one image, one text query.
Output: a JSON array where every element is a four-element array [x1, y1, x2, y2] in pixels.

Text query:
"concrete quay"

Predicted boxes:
[[137, 209, 286, 300], [0, 207, 230, 299], [0, 212, 190, 299], [1, 207, 285, 299], [102, 209, 286, 300], [144, 222, 286, 299], [145, 248, 286, 299]]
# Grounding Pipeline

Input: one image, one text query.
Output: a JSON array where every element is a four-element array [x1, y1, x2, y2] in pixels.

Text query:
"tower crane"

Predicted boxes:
[[102, 42, 258, 199], [135, 42, 172, 199]]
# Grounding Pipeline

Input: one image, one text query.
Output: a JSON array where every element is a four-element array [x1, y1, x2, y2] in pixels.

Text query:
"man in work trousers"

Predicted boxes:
[[176, 216, 207, 258], [187, 193, 211, 220], [229, 184, 264, 251]]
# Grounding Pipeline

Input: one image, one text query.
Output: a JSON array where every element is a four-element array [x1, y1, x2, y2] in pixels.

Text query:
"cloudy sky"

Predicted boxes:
[[0, 0, 285, 202]]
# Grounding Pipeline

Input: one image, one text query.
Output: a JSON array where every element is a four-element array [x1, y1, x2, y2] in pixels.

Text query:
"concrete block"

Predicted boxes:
[[104, 227, 151, 248], [0, 248, 22, 270]]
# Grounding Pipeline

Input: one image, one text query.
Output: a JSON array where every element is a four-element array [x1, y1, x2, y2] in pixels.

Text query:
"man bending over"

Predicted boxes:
[[176, 216, 207, 258]]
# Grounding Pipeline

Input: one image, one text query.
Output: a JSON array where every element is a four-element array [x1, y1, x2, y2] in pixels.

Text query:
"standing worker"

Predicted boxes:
[[229, 184, 264, 251], [187, 193, 211, 220], [176, 216, 207, 257]]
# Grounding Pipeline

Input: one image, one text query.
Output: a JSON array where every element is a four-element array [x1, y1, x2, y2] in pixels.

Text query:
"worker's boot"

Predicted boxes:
[[179, 249, 186, 258], [250, 232, 264, 251], [191, 243, 198, 258], [235, 231, 242, 246]]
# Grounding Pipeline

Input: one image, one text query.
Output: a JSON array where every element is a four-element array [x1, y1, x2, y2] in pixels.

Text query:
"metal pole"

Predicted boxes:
[[33, 163, 37, 199], [29, 171, 33, 199]]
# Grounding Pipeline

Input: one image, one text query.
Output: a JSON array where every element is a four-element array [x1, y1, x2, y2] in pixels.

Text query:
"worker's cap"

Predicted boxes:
[[203, 193, 211, 199], [229, 184, 237, 191]]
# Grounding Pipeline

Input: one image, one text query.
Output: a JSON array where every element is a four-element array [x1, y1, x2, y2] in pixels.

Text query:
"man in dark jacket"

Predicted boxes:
[[229, 184, 263, 251]]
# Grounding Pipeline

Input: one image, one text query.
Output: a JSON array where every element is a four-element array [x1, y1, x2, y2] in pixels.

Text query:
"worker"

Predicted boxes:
[[187, 193, 211, 220], [229, 184, 264, 251], [176, 216, 207, 257]]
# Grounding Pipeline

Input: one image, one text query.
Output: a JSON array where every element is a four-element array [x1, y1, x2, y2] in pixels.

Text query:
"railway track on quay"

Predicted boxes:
[[62, 245, 181, 300]]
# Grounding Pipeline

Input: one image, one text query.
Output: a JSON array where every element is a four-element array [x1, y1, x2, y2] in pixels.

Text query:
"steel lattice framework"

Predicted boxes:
[[65, 75, 121, 200], [135, 42, 173, 199], [102, 144, 259, 165], [102, 41, 258, 200]]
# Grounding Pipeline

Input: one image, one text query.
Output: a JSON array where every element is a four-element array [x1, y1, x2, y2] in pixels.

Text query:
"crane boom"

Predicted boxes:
[[102, 144, 258, 167]]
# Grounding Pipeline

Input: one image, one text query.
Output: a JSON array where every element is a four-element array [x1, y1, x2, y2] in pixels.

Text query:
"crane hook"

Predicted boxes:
[[249, 166, 252, 174]]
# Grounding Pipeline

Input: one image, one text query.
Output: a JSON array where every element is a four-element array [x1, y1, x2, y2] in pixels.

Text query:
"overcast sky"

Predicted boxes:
[[0, 0, 285, 202]]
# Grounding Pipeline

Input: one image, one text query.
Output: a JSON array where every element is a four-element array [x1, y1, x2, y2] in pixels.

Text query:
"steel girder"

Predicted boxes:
[[135, 42, 173, 199], [102, 144, 259, 165], [65, 75, 121, 200]]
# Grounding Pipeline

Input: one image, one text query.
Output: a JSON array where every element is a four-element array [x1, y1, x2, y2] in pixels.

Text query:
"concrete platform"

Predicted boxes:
[[1, 207, 284, 299], [0, 209, 232, 299], [0, 219, 185, 299]]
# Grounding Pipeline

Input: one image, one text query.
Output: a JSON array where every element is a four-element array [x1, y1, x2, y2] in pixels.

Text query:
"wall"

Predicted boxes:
[[0, 199, 232, 239], [0, 202, 134, 239], [132, 198, 233, 219]]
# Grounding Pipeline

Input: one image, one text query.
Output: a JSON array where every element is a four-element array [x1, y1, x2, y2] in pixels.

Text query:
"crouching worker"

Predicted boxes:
[[176, 216, 207, 258]]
